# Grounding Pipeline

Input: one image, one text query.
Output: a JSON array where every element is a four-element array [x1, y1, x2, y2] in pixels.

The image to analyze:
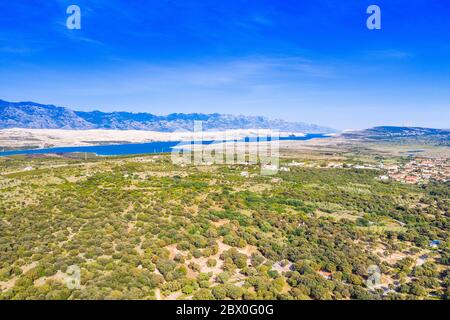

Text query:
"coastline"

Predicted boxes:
[[0, 128, 309, 151]]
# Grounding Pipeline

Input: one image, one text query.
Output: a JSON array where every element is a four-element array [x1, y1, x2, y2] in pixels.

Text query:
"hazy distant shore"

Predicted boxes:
[[0, 128, 307, 150]]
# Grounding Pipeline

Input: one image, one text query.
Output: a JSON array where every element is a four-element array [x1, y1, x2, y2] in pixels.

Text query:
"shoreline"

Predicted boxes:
[[0, 129, 330, 157], [0, 128, 311, 151]]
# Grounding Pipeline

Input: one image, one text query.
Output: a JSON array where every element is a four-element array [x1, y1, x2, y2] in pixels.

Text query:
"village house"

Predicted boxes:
[[240, 171, 249, 177], [387, 158, 449, 184]]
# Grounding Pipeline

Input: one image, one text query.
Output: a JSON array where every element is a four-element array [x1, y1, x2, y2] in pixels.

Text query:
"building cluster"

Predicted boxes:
[[288, 160, 381, 170], [385, 158, 450, 184], [235, 158, 449, 184]]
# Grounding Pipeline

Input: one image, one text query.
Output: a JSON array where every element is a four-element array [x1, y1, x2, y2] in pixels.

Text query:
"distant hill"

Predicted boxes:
[[0, 100, 335, 133], [342, 126, 450, 145]]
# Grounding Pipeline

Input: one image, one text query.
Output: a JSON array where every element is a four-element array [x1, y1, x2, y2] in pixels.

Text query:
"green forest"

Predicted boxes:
[[0, 153, 448, 300]]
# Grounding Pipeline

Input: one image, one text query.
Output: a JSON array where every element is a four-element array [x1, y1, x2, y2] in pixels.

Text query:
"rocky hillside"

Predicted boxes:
[[0, 100, 92, 129], [342, 126, 450, 145], [0, 100, 334, 133]]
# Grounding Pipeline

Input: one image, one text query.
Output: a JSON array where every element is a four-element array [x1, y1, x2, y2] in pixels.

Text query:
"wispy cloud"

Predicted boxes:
[[134, 57, 339, 93], [0, 46, 38, 54], [0, 55, 338, 100], [251, 14, 273, 26], [0, 32, 50, 55], [364, 50, 412, 60]]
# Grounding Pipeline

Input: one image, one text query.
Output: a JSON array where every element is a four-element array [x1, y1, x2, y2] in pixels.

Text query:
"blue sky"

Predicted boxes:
[[0, 1, 449, 129]]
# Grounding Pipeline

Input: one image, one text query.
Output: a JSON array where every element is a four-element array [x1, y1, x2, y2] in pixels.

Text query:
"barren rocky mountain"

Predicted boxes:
[[0, 100, 334, 133]]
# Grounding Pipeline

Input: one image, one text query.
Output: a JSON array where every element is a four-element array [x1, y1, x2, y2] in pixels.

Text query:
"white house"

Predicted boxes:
[[240, 171, 249, 177], [262, 164, 278, 171]]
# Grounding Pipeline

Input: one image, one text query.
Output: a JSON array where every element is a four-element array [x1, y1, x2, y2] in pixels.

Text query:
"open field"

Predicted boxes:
[[280, 139, 450, 159]]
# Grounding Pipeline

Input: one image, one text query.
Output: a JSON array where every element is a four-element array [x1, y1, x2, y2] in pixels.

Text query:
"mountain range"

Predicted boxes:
[[0, 100, 335, 133]]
